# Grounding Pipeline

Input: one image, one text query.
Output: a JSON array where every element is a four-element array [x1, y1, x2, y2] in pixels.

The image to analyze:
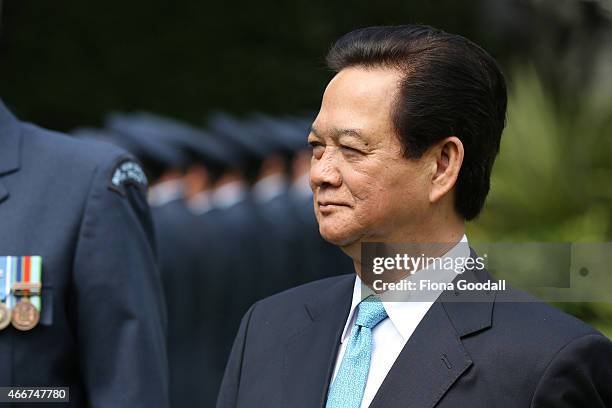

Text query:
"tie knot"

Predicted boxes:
[[355, 295, 387, 329]]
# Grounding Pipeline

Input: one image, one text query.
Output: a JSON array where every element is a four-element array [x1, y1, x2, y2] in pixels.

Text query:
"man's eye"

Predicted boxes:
[[309, 142, 325, 158], [341, 145, 362, 155]]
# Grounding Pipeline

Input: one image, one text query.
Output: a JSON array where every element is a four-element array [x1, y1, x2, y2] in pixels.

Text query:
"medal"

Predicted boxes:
[[0, 303, 10, 330], [12, 281, 42, 297], [11, 298, 39, 331], [1, 255, 43, 330], [0, 257, 10, 330]]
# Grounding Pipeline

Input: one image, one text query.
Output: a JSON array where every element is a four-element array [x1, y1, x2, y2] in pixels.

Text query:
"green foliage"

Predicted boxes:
[[468, 66, 612, 334], [469, 66, 612, 241]]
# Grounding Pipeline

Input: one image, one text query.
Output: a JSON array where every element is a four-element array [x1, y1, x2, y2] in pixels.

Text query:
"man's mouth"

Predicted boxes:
[[317, 201, 350, 212]]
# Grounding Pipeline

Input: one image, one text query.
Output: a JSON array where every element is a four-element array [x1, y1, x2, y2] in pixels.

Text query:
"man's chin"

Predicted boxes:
[[319, 226, 360, 247]]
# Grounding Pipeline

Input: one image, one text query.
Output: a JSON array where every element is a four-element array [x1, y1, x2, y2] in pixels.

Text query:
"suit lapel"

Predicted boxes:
[[368, 301, 471, 408], [282, 275, 354, 408], [0, 100, 23, 205], [281, 252, 496, 408], [369, 263, 496, 408]]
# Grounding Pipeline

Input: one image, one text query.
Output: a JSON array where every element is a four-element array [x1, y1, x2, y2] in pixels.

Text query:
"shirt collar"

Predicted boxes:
[[148, 179, 184, 207], [339, 234, 470, 343], [252, 173, 287, 203], [211, 180, 247, 209], [290, 172, 312, 200], [187, 190, 212, 215]]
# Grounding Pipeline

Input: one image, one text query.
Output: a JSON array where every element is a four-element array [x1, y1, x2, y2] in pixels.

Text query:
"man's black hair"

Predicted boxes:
[[327, 25, 507, 220]]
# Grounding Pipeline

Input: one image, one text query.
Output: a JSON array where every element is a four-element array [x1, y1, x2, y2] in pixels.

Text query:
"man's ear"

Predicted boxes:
[[429, 136, 464, 203]]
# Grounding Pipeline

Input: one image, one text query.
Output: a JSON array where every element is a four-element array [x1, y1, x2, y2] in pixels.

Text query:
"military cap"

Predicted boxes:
[[126, 112, 240, 169], [246, 113, 310, 154], [206, 111, 272, 161], [104, 113, 189, 170]]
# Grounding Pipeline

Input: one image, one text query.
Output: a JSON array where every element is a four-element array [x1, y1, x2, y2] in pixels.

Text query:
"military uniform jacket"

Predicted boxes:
[[0, 101, 169, 407]]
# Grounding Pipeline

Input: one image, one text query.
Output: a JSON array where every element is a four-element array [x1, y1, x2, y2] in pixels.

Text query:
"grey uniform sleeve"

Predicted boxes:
[[72, 156, 169, 407], [531, 333, 612, 407], [216, 303, 257, 408]]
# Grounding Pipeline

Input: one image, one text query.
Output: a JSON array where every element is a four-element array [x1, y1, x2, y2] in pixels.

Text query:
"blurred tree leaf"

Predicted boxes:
[[469, 65, 612, 242], [468, 66, 612, 334]]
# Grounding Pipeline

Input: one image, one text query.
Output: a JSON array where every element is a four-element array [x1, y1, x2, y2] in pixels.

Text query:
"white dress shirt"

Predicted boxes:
[[330, 235, 470, 408]]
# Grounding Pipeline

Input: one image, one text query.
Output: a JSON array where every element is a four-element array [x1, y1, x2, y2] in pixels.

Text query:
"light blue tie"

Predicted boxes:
[[326, 295, 388, 408]]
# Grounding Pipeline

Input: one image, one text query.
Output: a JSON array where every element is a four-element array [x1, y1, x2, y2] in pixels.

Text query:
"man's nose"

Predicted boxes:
[[310, 150, 342, 188]]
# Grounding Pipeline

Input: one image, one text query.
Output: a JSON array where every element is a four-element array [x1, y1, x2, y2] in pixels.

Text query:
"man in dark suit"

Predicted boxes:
[[217, 25, 612, 407], [0, 100, 169, 406]]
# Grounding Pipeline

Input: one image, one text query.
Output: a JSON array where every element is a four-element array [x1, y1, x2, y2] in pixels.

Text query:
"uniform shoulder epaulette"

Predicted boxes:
[[108, 157, 148, 196]]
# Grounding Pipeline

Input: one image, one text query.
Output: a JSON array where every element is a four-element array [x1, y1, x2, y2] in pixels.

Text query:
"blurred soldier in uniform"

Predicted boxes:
[[283, 116, 355, 285], [205, 112, 267, 322], [104, 112, 190, 207], [241, 114, 297, 296], [104, 111, 240, 408], [109, 112, 239, 407], [0, 100, 169, 406], [104, 113, 198, 322], [158, 118, 242, 408], [249, 114, 354, 288]]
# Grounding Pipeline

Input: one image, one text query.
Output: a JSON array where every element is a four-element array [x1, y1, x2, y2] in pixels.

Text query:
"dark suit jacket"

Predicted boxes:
[[217, 264, 612, 407], [0, 101, 169, 407]]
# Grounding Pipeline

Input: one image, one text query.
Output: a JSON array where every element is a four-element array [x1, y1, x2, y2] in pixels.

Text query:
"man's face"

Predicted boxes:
[[309, 66, 432, 247]]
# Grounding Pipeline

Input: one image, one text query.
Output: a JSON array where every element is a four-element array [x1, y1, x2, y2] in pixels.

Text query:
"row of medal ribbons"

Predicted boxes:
[[0, 256, 42, 331]]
